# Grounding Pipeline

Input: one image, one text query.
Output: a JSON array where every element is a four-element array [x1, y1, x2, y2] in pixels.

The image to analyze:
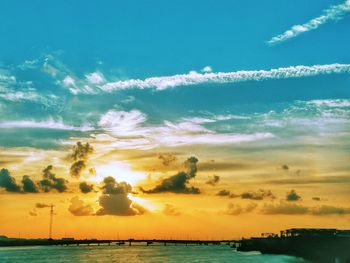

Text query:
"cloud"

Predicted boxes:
[[261, 202, 350, 216], [216, 189, 236, 197], [95, 109, 274, 150], [98, 110, 147, 135], [312, 197, 321, 201], [96, 177, 145, 216], [40, 165, 68, 192], [29, 211, 37, 216], [70, 142, 94, 178], [79, 182, 94, 194], [216, 189, 275, 200], [163, 204, 181, 216], [22, 175, 39, 193], [286, 189, 302, 201], [70, 63, 350, 93], [68, 196, 94, 216], [70, 161, 86, 178], [36, 203, 51, 208], [268, 1, 350, 45], [158, 153, 177, 166], [141, 157, 200, 194], [71, 142, 94, 161], [281, 164, 289, 171], [0, 168, 21, 192], [312, 205, 350, 215], [201, 66, 213, 73], [86, 72, 105, 84], [225, 202, 258, 215], [0, 119, 93, 132], [261, 202, 309, 215], [206, 175, 220, 186], [241, 189, 276, 200]]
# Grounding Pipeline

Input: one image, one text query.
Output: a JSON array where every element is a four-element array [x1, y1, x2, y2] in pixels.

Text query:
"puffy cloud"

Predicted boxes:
[[225, 202, 258, 215], [216, 189, 274, 200], [85, 72, 105, 84], [261, 203, 350, 216], [22, 175, 39, 193], [141, 157, 200, 194], [206, 175, 220, 186], [163, 204, 181, 216], [79, 182, 94, 194], [312, 205, 350, 215], [70, 160, 86, 178], [268, 1, 350, 45], [71, 142, 94, 161], [241, 189, 275, 200], [158, 153, 177, 166], [286, 189, 302, 201], [0, 168, 21, 192], [281, 164, 289, 171], [40, 165, 68, 192], [96, 177, 145, 216], [261, 202, 309, 215], [68, 196, 94, 216], [70, 142, 94, 178]]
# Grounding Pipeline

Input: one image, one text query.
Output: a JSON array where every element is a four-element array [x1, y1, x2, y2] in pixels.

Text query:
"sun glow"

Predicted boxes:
[[128, 194, 158, 212], [90, 161, 147, 186]]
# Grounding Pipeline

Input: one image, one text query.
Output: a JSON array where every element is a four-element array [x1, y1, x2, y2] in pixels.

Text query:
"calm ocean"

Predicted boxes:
[[0, 245, 308, 262]]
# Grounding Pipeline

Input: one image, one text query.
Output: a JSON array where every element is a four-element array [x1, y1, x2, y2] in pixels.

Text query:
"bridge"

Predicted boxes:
[[0, 238, 239, 247]]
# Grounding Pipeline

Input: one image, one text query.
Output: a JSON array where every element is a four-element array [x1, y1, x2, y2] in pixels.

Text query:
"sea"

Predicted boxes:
[[0, 244, 308, 262]]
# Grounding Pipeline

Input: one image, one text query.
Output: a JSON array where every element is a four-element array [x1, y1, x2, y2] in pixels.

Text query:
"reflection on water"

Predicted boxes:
[[0, 245, 308, 263]]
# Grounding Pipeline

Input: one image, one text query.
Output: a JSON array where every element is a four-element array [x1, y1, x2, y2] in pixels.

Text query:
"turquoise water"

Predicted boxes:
[[0, 245, 308, 262]]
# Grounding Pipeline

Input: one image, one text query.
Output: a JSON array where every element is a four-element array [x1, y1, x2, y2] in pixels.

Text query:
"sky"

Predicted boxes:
[[0, 0, 349, 240]]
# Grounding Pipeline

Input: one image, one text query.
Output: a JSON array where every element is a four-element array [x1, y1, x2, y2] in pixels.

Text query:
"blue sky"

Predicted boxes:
[[0, 0, 349, 150]]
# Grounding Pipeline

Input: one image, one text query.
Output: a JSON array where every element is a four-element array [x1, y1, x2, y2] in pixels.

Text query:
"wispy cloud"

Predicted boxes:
[[68, 64, 350, 94], [268, 0, 350, 45], [0, 119, 93, 131]]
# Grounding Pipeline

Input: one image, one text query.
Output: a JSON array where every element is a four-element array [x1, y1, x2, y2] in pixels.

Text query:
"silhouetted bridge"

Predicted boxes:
[[0, 239, 239, 247]]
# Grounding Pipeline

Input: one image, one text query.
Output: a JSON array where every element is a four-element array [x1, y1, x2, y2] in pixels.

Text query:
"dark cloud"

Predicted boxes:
[[0, 168, 21, 192], [198, 161, 250, 172], [69, 142, 94, 178], [312, 205, 350, 215], [158, 153, 177, 166], [216, 189, 274, 200], [141, 172, 200, 194], [216, 189, 238, 198], [281, 164, 289, 171], [97, 177, 145, 216], [36, 203, 51, 208], [261, 202, 309, 215], [286, 189, 301, 201], [141, 157, 200, 194], [261, 202, 350, 216], [29, 211, 37, 216], [70, 160, 86, 178], [206, 175, 220, 186], [225, 202, 258, 215], [40, 165, 68, 192], [184, 156, 198, 178], [22, 175, 39, 193], [71, 142, 94, 161], [79, 182, 94, 194], [312, 197, 321, 201], [68, 196, 94, 216], [241, 189, 275, 200], [163, 204, 181, 216]]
